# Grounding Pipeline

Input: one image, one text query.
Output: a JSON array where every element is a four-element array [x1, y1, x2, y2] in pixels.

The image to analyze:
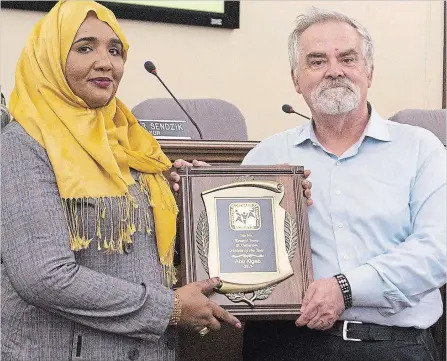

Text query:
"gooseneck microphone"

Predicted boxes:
[[282, 104, 310, 120], [144, 61, 203, 139]]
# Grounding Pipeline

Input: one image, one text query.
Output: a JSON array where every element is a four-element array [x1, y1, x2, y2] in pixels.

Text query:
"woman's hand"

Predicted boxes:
[[170, 159, 210, 192], [175, 278, 241, 333]]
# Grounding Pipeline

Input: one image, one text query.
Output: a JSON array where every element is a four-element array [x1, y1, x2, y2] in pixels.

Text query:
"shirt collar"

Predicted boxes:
[[293, 122, 314, 146], [293, 102, 392, 146], [364, 105, 392, 142]]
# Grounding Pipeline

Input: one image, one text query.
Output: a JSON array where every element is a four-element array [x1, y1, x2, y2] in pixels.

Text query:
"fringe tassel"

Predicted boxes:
[[61, 176, 178, 287], [162, 264, 177, 287], [61, 189, 138, 254]]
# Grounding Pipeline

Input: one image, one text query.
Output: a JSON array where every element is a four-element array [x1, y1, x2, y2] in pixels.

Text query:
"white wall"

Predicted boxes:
[[1, 1, 444, 141]]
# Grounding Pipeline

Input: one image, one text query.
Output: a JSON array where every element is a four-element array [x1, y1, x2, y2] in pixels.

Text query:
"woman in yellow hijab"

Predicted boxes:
[[1, 1, 240, 360]]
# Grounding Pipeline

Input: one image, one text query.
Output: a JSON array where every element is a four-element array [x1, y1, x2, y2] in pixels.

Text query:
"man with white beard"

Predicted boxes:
[[242, 7, 446, 361]]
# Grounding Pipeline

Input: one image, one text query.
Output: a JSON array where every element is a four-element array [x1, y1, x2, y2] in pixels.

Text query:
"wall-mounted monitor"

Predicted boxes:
[[1, 1, 240, 29]]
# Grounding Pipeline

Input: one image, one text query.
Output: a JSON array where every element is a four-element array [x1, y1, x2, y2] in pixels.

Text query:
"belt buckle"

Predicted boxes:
[[342, 320, 362, 341]]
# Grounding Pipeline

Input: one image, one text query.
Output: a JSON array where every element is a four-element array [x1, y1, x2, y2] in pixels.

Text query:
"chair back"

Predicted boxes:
[[390, 109, 446, 145], [131, 98, 248, 141]]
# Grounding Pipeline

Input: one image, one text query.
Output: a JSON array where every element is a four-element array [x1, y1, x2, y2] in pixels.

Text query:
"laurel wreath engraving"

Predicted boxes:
[[195, 210, 298, 308], [196, 211, 210, 275]]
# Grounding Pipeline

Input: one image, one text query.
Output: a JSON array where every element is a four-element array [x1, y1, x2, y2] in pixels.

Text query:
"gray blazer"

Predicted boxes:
[[1, 122, 177, 361]]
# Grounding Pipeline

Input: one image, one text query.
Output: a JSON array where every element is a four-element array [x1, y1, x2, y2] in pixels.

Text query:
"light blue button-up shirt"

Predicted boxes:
[[242, 106, 446, 328]]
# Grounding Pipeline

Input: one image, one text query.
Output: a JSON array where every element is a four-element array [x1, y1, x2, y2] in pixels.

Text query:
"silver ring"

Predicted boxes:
[[199, 327, 210, 337]]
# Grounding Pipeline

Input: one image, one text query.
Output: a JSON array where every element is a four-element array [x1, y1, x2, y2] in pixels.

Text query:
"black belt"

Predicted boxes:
[[325, 320, 423, 341]]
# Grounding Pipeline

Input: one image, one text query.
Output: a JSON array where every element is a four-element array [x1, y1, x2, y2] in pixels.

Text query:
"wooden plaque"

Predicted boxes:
[[177, 165, 313, 320]]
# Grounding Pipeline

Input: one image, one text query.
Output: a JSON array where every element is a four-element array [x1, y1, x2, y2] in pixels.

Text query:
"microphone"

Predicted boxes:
[[144, 61, 203, 139], [282, 104, 310, 120]]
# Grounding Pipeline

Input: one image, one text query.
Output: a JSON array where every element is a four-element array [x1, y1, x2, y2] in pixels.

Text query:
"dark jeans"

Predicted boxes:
[[243, 321, 440, 361]]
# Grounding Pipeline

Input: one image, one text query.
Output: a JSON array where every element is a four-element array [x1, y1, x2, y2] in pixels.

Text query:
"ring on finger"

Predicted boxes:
[[199, 327, 210, 337]]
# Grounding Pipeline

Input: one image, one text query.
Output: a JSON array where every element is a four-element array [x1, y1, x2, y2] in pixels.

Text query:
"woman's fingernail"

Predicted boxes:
[[236, 322, 242, 328]]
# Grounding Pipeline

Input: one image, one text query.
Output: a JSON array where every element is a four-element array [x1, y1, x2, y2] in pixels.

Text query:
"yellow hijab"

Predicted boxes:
[[9, 0, 178, 284]]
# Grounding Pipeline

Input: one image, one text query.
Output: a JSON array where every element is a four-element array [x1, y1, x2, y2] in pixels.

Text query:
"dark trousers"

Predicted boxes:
[[243, 321, 440, 361]]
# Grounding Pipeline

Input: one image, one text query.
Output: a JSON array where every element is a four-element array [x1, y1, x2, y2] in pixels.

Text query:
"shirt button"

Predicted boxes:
[[312, 142, 317, 146], [337, 223, 344, 228], [342, 255, 349, 261], [335, 190, 341, 195], [336, 161, 341, 166], [128, 348, 140, 360]]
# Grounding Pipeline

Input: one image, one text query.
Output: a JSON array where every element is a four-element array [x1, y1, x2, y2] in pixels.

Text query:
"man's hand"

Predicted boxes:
[[170, 159, 210, 192], [303, 169, 313, 206], [295, 277, 344, 330]]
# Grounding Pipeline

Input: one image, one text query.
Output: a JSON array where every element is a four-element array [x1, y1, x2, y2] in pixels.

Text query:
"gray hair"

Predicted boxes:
[[288, 7, 374, 78]]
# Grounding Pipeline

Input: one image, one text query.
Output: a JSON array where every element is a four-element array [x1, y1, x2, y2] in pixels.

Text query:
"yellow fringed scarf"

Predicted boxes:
[[8, 0, 178, 285]]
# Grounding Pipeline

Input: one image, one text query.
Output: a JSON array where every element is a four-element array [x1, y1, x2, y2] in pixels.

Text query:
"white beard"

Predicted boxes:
[[310, 78, 361, 115]]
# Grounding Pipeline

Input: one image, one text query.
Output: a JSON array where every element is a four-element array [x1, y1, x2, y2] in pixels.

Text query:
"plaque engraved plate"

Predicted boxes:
[[199, 181, 294, 298]]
